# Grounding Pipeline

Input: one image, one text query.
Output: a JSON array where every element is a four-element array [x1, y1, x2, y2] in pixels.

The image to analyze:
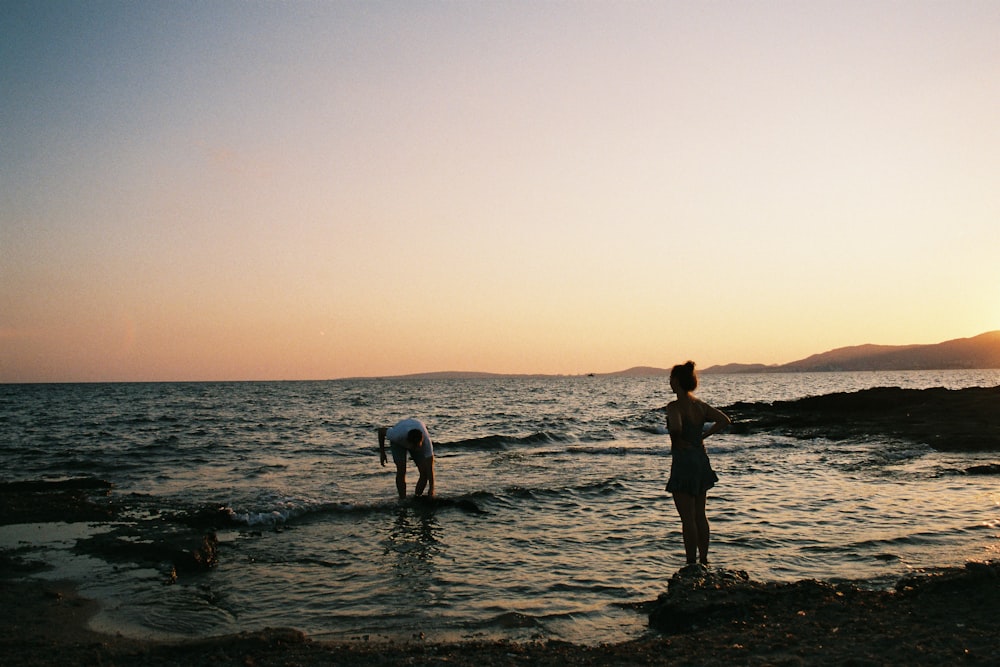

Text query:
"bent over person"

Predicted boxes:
[[378, 418, 435, 499]]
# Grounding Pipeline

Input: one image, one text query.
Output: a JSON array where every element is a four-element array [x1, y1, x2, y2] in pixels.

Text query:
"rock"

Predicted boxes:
[[965, 463, 1000, 475], [645, 566, 834, 634], [172, 506, 238, 530], [649, 566, 873, 635], [649, 560, 1000, 645], [175, 533, 219, 571], [75, 532, 219, 574], [895, 560, 1000, 594], [0, 478, 113, 493], [724, 385, 1000, 451], [0, 478, 117, 524]]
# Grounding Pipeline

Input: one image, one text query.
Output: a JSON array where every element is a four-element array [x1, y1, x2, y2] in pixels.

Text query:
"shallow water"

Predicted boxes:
[[1, 370, 999, 644]]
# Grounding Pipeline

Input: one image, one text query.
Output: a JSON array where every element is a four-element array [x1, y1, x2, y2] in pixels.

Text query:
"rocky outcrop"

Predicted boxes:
[[649, 561, 1000, 639], [724, 385, 1000, 450], [75, 530, 219, 580], [648, 566, 865, 635], [0, 477, 117, 523]]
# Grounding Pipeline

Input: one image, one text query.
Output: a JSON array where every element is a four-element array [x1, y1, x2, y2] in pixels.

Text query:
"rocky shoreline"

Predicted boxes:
[[3, 559, 999, 666]]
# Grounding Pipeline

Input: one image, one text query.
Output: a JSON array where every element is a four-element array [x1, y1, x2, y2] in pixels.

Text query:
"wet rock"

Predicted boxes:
[[410, 496, 488, 514], [0, 547, 50, 576], [648, 566, 859, 634], [0, 478, 117, 524], [725, 385, 1000, 451], [76, 532, 219, 574], [649, 560, 1000, 644], [171, 506, 238, 530], [648, 566, 756, 633], [895, 560, 1000, 595], [0, 478, 112, 493], [965, 463, 1000, 475]]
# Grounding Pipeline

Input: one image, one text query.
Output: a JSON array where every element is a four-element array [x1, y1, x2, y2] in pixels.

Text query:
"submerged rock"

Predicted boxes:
[[75, 531, 219, 576], [0, 477, 117, 524]]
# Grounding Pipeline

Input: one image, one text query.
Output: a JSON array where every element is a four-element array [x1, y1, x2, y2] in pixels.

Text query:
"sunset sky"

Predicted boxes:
[[3, 1, 999, 382]]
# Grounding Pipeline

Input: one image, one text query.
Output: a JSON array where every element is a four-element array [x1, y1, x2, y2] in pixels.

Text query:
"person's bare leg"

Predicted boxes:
[[672, 492, 699, 563], [695, 493, 710, 564], [394, 462, 407, 499], [415, 457, 434, 497]]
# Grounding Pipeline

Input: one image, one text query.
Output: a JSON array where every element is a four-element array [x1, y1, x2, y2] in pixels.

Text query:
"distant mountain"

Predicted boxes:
[[703, 331, 1000, 373], [354, 331, 1000, 380], [374, 370, 572, 380], [603, 366, 672, 377], [699, 362, 773, 374]]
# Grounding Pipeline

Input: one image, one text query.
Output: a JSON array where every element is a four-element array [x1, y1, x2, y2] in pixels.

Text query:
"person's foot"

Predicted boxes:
[[679, 562, 708, 576]]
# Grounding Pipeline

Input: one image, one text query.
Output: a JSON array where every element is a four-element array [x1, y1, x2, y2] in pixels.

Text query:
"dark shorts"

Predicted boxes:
[[390, 442, 428, 465]]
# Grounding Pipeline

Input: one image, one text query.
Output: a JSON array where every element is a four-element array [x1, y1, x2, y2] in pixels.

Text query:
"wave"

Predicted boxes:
[[470, 603, 630, 634], [800, 526, 972, 554], [478, 611, 542, 629], [225, 476, 640, 528], [501, 477, 629, 502], [227, 491, 494, 527], [438, 432, 564, 451], [563, 444, 668, 457]]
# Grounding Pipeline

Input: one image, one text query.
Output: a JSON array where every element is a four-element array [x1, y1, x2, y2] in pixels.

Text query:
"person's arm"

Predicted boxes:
[[378, 427, 388, 466], [701, 404, 732, 439]]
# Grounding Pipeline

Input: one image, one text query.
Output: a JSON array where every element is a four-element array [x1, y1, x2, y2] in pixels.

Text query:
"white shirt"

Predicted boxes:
[[385, 418, 433, 457]]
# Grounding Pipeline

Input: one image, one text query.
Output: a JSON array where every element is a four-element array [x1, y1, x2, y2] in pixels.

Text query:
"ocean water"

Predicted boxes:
[[1, 370, 999, 645]]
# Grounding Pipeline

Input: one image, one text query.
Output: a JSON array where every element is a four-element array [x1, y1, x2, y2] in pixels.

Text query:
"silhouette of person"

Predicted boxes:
[[663, 361, 730, 566], [378, 418, 435, 499]]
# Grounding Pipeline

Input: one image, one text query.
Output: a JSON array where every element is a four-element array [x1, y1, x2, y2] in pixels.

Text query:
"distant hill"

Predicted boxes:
[[699, 362, 773, 374], [603, 366, 672, 377], [355, 331, 1000, 380], [373, 370, 573, 380], [703, 331, 1000, 373]]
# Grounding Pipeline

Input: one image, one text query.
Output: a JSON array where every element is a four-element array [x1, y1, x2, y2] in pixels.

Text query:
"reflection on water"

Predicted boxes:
[[383, 505, 443, 617], [385, 506, 442, 576]]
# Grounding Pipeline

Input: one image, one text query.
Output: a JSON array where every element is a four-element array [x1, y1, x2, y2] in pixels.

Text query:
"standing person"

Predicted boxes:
[[664, 361, 730, 566], [378, 418, 435, 499]]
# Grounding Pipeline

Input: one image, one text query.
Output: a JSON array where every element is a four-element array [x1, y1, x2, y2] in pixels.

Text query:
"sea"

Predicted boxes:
[[1, 370, 999, 645]]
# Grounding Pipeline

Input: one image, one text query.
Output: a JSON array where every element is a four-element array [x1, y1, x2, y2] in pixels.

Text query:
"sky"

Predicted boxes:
[[2, 1, 999, 382]]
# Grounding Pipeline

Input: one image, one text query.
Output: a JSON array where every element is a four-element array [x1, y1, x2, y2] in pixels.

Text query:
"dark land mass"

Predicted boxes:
[[777, 330, 1000, 373], [703, 331, 1000, 373], [705, 330, 1000, 374], [355, 330, 1000, 379], [724, 384, 1000, 451]]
